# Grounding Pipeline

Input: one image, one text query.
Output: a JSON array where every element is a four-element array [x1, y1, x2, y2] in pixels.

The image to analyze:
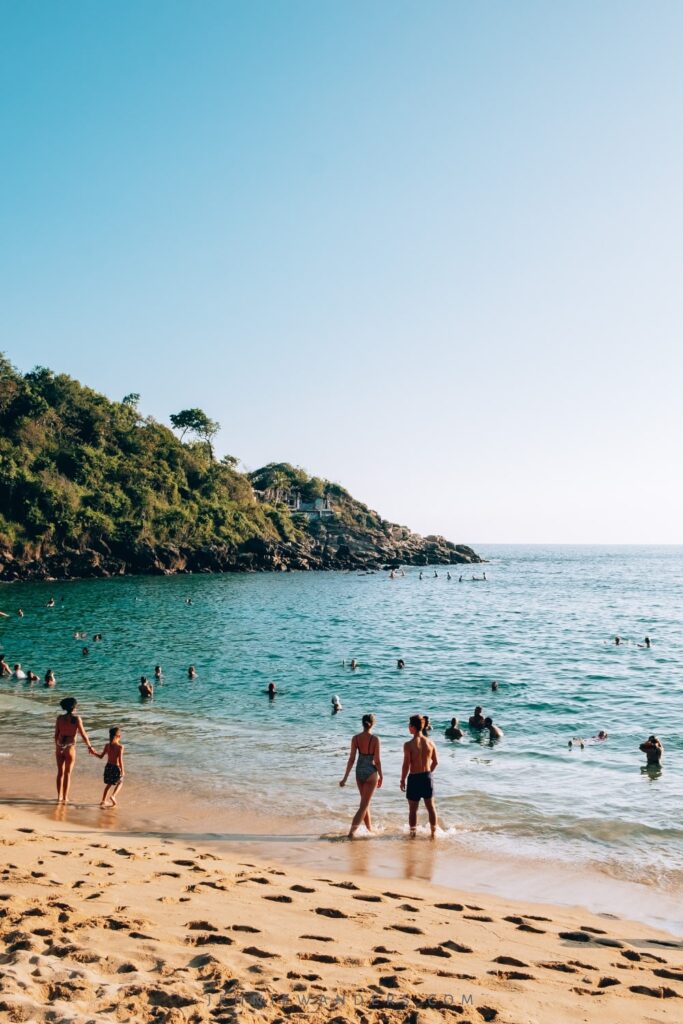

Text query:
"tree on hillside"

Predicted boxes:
[[170, 408, 220, 458]]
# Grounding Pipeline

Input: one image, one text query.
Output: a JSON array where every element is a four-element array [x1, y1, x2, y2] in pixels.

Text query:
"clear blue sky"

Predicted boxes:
[[2, 1, 682, 543]]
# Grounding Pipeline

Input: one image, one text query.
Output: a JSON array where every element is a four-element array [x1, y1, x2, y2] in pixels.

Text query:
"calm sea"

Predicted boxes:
[[1, 545, 682, 915]]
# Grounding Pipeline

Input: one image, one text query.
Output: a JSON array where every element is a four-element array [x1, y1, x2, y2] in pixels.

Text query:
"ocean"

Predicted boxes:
[[1, 545, 682, 928]]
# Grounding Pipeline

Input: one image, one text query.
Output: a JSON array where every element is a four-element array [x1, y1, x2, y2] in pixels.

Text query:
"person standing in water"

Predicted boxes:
[[92, 727, 125, 807], [54, 697, 94, 803], [339, 714, 383, 838], [400, 715, 438, 838], [640, 735, 663, 766]]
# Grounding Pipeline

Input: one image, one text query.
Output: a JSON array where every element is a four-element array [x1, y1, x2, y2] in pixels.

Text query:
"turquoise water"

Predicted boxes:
[[1, 545, 682, 898]]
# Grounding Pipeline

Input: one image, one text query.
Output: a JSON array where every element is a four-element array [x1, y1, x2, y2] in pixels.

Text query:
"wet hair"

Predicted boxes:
[[140, 676, 148, 683], [109, 726, 120, 741], [362, 714, 375, 728], [60, 697, 77, 714], [409, 714, 423, 733], [450, 717, 458, 726], [474, 705, 482, 714], [484, 717, 493, 726]]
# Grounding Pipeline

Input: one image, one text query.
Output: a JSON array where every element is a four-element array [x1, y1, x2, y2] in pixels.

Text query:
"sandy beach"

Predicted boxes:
[[1, 801, 681, 1024]]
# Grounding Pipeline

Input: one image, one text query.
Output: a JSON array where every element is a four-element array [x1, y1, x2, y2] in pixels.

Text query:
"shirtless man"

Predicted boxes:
[[469, 705, 485, 729], [640, 735, 663, 766], [400, 715, 438, 838], [445, 717, 463, 740], [484, 716, 504, 740]]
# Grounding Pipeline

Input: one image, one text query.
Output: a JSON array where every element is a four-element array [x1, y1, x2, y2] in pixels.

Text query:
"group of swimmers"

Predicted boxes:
[[1, 656, 55, 686]]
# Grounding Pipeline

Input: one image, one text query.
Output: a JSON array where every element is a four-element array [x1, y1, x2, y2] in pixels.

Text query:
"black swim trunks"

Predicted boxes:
[[406, 771, 434, 802], [103, 763, 121, 786]]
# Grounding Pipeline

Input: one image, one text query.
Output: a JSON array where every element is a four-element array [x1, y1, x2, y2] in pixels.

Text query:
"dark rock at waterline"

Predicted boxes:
[[0, 530, 481, 582]]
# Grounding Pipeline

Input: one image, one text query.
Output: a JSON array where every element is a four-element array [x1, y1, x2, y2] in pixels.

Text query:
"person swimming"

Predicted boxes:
[[139, 676, 153, 698], [12, 664, 26, 679], [397, 658, 405, 670], [422, 715, 433, 735], [433, 571, 438, 578], [267, 682, 277, 700], [44, 669, 56, 688], [26, 670, 39, 683], [188, 665, 197, 679], [17, 608, 23, 618], [401, 714, 438, 838], [47, 597, 55, 608], [82, 647, 89, 656], [339, 713, 383, 838], [154, 665, 163, 680], [468, 706, 485, 729], [614, 636, 621, 646], [568, 737, 585, 749], [484, 716, 503, 740], [445, 717, 463, 740], [446, 571, 451, 580], [331, 694, 343, 713], [491, 680, 499, 691], [419, 571, 423, 580], [349, 659, 358, 671], [637, 636, 652, 649]]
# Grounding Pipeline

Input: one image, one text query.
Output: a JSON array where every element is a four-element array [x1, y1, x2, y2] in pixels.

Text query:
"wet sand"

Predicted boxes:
[[1, 799, 683, 1023]]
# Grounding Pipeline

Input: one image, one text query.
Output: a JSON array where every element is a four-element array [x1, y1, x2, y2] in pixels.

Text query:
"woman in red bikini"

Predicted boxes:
[[54, 697, 94, 803]]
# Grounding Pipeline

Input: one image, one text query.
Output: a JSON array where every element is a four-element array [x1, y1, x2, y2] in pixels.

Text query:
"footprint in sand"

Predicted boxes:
[[243, 946, 279, 959], [314, 908, 348, 919], [232, 925, 261, 933], [388, 924, 423, 935], [290, 885, 316, 894], [353, 894, 383, 903], [299, 935, 334, 943], [263, 895, 293, 903]]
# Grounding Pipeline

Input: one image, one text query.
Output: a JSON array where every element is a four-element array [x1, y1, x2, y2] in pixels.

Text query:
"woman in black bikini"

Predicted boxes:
[[339, 714, 383, 838], [54, 697, 94, 803]]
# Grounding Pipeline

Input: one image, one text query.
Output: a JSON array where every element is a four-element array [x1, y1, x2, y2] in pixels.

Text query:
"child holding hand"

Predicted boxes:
[[91, 727, 125, 807]]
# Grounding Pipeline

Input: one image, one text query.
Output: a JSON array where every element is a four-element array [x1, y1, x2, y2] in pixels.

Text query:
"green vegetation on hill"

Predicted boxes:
[[0, 355, 479, 578]]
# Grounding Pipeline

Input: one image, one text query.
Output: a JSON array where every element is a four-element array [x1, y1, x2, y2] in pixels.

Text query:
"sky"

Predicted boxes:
[[2, 0, 682, 544]]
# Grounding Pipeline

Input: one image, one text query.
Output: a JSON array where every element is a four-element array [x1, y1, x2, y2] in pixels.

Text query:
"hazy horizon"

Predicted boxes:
[[3, 2, 682, 544]]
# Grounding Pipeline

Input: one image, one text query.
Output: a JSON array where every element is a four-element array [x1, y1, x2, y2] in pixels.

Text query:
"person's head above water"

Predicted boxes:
[[60, 697, 77, 714], [474, 705, 482, 715], [409, 714, 423, 734], [484, 717, 493, 726], [268, 682, 276, 694], [450, 717, 459, 727], [397, 659, 405, 669], [491, 681, 498, 691], [362, 713, 375, 730]]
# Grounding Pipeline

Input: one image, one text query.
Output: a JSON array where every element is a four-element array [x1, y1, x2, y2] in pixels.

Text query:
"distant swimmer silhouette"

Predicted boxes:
[[491, 680, 499, 692], [640, 735, 663, 766], [445, 717, 463, 740], [188, 665, 197, 679], [332, 694, 343, 713], [138, 676, 153, 698], [637, 636, 652, 649], [468, 706, 485, 729], [397, 658, 405, 670], [267, 682, 277, 700]]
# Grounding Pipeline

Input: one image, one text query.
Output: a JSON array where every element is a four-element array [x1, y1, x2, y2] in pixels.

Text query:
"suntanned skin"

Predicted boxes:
[[54, 713, 94, 803], [339, 725, 383, 838], [93, 735, 125, 807], [400, 725, 438, 837]]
